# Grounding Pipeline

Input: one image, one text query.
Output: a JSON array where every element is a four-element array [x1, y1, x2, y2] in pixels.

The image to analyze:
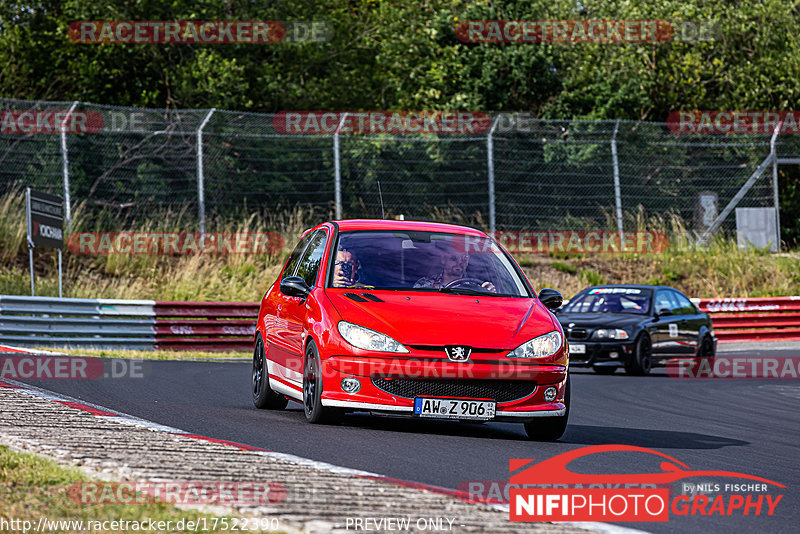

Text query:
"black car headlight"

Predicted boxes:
[[592, 328, 629, 340]]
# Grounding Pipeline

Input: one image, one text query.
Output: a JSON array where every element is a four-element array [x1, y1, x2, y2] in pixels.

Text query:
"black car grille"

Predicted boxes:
[[371, 378, 536, 402], [567, 328, 588, 340]]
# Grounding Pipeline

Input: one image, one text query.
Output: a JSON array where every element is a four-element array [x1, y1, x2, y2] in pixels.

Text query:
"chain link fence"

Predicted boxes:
[[2, 97, 795, 239]]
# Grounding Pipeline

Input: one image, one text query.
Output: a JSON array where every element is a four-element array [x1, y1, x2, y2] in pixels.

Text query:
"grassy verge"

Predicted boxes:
[[2, 190, 800, 300], [39, 348, 251, 360], [0, 445, 279, 533]]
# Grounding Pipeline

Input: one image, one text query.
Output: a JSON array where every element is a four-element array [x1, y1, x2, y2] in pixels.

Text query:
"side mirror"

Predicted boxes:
[[280, 276, 311, 298], [538, 288, 563, 311], [656, 307, 673, 317]]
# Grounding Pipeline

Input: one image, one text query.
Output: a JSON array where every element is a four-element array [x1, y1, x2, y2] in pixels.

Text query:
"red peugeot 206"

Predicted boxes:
[[251, 220, 570, 440]]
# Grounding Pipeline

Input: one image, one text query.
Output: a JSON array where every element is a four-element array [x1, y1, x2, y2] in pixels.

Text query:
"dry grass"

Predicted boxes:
[[1, 191, 799, 300]]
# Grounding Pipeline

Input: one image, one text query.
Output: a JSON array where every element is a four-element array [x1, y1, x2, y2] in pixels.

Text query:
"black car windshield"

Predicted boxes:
[[563, 287, 652, 314], [329, 230, 530, 297]]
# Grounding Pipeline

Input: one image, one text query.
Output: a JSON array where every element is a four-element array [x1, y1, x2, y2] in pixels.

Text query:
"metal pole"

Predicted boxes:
[[770, 120, 783, 251], [197, 108, 216, 234], [26, 187, 34, 296], [333, 113, 348, 220], [61, 101, 79, 232], [487, 115, 501, 235], [611, 119, 624, 247], [58, 249, 62, 298]]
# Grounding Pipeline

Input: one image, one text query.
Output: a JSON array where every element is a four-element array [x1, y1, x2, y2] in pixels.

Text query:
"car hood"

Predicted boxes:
[[326, 290, 556, 349], [556, 312, 646, 329]]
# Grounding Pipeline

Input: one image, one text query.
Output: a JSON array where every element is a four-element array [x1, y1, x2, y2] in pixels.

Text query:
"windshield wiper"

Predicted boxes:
[[439, 286, 493, 296]]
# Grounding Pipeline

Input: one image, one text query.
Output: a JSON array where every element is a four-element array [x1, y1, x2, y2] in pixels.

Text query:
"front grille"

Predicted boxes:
[[371, 378, 536, 402], [567, 328, 588, 340]]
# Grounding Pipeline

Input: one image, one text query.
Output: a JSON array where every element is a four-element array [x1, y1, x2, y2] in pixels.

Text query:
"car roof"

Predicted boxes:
[[582, 284, 678, 292], [331, 219, 487, 236]]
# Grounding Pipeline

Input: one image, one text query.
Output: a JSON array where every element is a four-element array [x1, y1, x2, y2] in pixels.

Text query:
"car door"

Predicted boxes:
[[276, 229, 328, 379], [671, 290, 702, 354], [651, 290, 683, 355], [269, 230, 316, 380]]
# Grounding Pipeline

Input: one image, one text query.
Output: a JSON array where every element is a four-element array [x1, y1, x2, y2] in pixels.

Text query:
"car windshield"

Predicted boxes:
[[329, 230, 530, 297], [562, 287, 652, 314]]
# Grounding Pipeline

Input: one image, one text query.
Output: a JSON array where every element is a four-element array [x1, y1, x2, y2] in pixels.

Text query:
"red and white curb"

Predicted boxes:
[[0, 378, 649, 534]]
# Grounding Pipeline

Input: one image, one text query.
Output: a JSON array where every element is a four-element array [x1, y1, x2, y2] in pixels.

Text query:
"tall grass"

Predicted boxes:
[[1, 190, 798, 300]]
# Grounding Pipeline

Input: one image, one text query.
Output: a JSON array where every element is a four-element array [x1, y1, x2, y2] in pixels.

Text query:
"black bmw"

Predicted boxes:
[[556, 285, 716, 375]]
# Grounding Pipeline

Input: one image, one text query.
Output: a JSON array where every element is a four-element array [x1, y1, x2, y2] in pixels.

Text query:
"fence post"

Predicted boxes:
[[333, 113, 348, 219], [487, 115, 501, 235], [60, 100, 79, 232], [611, 119, 624, 245], [196, 108, 216, 233], [771, 123, 782, 251]]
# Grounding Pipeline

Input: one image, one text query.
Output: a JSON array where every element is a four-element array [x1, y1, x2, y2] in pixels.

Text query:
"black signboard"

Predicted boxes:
[[26, 188, 63, 250]]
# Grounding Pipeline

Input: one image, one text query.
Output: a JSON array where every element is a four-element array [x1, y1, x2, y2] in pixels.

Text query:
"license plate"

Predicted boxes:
[[570, 344, 586, 354], [414, 398, 495, 420]]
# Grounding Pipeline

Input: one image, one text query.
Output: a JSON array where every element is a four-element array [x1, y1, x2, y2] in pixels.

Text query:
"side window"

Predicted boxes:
[[282, 231, 315, 280], [671, 291, 696, 315], [654, 290, 677, 314], [296, 231, 327, 287]]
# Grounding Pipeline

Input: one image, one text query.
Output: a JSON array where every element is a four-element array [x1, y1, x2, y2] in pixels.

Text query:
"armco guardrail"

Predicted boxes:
[[0, 296, 257, 351], [698, 297, 800, 343], [3, 295, 799, 351]]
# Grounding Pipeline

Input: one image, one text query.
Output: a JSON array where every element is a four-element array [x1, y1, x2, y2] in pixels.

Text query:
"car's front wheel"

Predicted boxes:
[[696, 334, 715, 360], [625, 333, 652, 376], [252, 335, 288, 410], [524, 375, 570, 441], [303, 341, 344, 424]]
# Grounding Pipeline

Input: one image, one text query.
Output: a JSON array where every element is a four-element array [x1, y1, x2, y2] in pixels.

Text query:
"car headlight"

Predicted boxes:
[[337, 321, 409, 353], [593, 328, 629, 340], [506, 331, 563, 359]]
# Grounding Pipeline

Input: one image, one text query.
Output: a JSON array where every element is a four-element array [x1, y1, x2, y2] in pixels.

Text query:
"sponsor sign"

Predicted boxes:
[[26, 188, 63, 250]]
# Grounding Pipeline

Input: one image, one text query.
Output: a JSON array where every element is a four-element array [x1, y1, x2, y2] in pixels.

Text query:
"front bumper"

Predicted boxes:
[[567, 340, 635, 367], [319, 353, 568, 422]]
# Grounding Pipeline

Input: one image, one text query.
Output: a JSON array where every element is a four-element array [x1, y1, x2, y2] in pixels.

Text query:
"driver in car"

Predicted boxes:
[[414, 251, 496, 292], [333, 248, 361, 287]]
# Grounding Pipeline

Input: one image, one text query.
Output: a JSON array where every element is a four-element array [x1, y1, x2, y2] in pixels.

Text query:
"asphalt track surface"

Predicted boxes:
[[17, 348, 800, 534]]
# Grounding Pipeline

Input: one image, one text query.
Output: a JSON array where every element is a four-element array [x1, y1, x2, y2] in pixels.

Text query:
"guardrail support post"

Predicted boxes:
[[197, 108, 216, 234]]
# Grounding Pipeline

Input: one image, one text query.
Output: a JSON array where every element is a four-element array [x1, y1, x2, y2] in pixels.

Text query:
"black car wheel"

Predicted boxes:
[[625, 333, 652, 376], [252, 335, 288, 410], [525, 375, 570, 441], [303, 341, 343, 424], [593, 366, 617, 375], [696, 334, 715, 360]]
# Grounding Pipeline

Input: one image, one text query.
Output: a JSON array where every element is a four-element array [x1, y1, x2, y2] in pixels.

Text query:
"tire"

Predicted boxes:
[[252, 335, 288, 410], [593, 366, 617, 375], [696, 334, 715, 361], [524, 375, 570, 441], [303, 341, 344, 424], [625, 332, 653, 376]]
